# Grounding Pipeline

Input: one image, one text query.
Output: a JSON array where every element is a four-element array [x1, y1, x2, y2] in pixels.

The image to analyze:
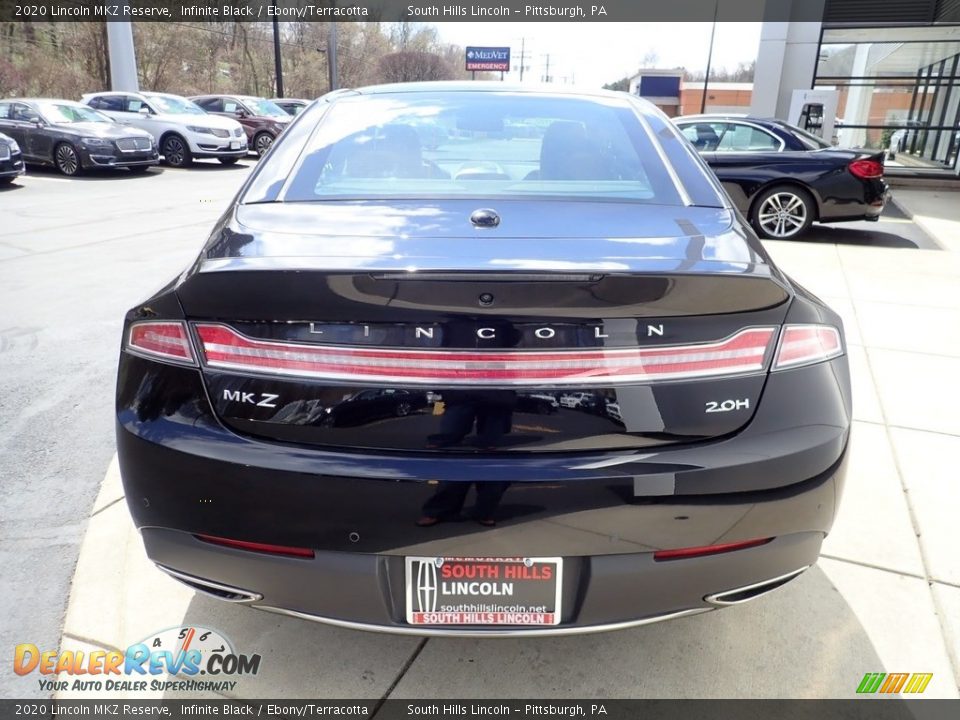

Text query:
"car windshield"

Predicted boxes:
[[785, 123, 833, 150], [245, 98, 288, 118], [38, 103, 111, 124], [282, 92, 683, 205], [145, 94, 206, 116]]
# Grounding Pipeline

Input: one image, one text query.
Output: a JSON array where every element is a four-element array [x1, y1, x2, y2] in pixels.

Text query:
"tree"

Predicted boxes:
[[378, 51, 454, 84], [602, 76, 631, 92]]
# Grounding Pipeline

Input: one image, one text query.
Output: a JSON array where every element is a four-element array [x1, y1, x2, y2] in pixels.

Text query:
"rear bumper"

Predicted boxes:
[[142, 526, 824, 635]]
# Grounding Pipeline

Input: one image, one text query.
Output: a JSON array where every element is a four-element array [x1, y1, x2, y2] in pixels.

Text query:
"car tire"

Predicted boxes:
[[395, 402, 412, 417], [218, 157, 240, 166], [750, 185, 815, 240], [161, 134, 192, 168], [253, 132, 274, 157], [53, 143, 82, 176]]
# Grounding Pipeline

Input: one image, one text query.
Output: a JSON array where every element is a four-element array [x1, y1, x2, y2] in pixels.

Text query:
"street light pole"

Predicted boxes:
[[271, 1, 284, 98], [700, 1, 719, 114], [327, 21, 339, 91]]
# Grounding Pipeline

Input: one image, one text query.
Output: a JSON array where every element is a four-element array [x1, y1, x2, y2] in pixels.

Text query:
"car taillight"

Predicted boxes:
[[126, 321, 196, 365], [848, 159, 884, 179], [195, 534, 315, 559], [194, 324, 778, 386], [772, 324, 843, 371], [654, 537, 774, 561]]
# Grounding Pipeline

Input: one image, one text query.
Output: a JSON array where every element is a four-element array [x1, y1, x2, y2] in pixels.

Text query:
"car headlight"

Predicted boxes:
[[187, 125, 215, 135], [271, 123, 286, 134], [8, 140, 19, 153], [81, 137, 111, 147]]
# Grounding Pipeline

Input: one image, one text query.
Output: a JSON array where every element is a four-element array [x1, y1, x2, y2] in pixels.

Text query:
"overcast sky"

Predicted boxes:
[[433, 22, 763, 87]]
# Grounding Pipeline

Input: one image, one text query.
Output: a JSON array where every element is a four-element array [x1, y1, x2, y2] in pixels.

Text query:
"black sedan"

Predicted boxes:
[[0, 131, 25, 185], [0, 99, 158, 176], [675, 115, 889, 239], [117, 84, 850, 635]]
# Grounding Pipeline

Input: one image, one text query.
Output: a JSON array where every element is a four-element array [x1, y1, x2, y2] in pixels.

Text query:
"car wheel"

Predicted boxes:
[[161, 135, 192, 168], [751, 185, 815, 240], [218, 157, 240, 166], [53, 143, 81, 176], [253, 132, 273, 157], [395, 402, 412, 417]]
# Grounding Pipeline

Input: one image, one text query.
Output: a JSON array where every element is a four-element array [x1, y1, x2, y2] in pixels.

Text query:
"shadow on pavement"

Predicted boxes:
[[167, 565, 883, 699]]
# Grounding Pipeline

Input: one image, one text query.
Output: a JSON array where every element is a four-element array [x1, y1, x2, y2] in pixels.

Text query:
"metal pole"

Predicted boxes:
[[106, 3, 138, 92], [272, 2, 284, 98], [327, 21, 339, 91], [700, 2, 718, 114], [519, 37, 525, 82]]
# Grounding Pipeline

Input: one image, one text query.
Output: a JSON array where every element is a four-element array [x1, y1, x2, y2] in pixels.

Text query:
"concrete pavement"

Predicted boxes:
[[4, 166, 960, 701]]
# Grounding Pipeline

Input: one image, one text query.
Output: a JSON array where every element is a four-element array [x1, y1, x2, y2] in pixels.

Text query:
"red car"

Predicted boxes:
[[190, 95, 291, 157]]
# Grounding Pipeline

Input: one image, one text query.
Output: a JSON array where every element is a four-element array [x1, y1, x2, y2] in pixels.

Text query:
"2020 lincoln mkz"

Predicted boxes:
[[116, 83, 851, 636]]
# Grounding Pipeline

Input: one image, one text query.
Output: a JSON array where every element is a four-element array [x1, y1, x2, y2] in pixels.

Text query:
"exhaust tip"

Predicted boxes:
[[705, 566, 809, 606], [155, 564, 263, 603]]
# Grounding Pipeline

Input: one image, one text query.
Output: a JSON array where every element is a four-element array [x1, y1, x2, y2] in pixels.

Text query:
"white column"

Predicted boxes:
[[751, 13, 824, 120], [106, 14, 139, 92]]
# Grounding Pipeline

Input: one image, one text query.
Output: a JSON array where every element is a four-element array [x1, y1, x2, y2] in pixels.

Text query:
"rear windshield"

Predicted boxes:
[[282, 93, 683, 205]]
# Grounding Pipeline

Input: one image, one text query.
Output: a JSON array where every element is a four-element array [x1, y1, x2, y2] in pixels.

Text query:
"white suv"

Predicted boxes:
[[81, 91, 247, 167]]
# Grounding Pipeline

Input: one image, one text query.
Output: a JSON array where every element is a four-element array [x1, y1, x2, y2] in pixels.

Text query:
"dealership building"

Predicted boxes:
[[626, 0, 960, 176], [752, 0, 960, 176]]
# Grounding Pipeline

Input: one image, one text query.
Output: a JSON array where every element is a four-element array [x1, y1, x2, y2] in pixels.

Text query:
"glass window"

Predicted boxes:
[[143, 94, 206, 116], [195, 97, 222, 112], [677, 121, 726, 151], [36, 102, 111, 124], [0, 103, 10, 120], [243, 98, 288, 118], [715, 124, 781, 152], [90, 95, 126, 112], [222, 100, 240, 114], [282, 93, 683, 205], [13, 103, 41, 122]]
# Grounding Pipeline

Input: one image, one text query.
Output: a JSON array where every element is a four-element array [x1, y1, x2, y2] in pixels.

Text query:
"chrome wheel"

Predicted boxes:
[[254, 133, 273, 156], [162, 136, 190, 167], [54, 144, 80, 176], [757, 191, 808, 239]]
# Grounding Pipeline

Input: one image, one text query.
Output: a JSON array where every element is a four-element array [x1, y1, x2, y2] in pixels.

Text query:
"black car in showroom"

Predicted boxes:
[[0, 99, 158, 176], [117, 84, 851, 635], [0, 131, 25, 185], [675, 114, 889, 239]]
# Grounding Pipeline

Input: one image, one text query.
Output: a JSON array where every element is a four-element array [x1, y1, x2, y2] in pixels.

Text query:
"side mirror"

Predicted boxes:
[[234, 109, 248, 118], [138, 106, 151, 115], [30, 118, 43, 127]]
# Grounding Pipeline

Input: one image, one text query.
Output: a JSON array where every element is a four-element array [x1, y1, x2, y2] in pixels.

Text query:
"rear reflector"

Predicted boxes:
[[195, 324, 777, 386], [127, 321, 195, 364], [848, 159, 884, 179], [196, 534, 315, 558], [773, 324, 843, 370], [653, 537, 774, 561]]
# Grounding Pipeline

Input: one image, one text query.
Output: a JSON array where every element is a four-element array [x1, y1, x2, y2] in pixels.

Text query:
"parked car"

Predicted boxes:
[[82, 91, 247, 168], [559, 392, 596, 410], [270, 98, 310, 116], [117, 83, 850, 635], [0, 99, 157, 176], [0, 131, 25, 185], [675, 114, 889, 239], [190, 94, 291, 156], [318, 389, 430, 427]]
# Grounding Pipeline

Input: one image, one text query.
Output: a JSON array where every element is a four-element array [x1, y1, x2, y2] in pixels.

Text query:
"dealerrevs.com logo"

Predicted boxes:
[[14, 626, 261, 693], [857, 672, 933, 695]]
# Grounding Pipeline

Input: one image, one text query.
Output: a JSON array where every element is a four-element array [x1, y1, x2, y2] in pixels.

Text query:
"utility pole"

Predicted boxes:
[[543, 54, 551, 83], [519, 37, 526, 82], [271, 1, 284, 98], [106, 1, 138, 91], [701, 1, 719, 114], [327, 21, 338, 91]]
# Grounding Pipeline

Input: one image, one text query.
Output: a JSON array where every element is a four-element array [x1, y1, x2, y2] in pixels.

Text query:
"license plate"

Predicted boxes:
[[405, 557, 562, 626], [230, 140, 242, 150]]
